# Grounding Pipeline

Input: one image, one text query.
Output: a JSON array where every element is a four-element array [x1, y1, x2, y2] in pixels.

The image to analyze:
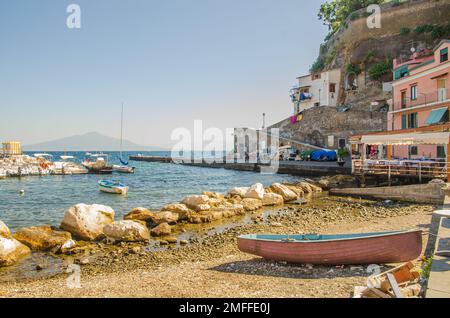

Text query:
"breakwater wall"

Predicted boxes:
[[129, 156, 351, 177]]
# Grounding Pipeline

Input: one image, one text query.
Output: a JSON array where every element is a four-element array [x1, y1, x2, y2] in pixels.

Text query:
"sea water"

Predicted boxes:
[[0, 151, 298, 230]]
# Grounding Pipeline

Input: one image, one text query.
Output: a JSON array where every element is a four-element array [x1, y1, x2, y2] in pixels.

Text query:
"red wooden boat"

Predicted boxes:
[[237, 230, 422, 265]]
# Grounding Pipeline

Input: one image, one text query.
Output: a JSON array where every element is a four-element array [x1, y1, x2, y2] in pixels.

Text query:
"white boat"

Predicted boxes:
[[112, 165, 135, 173], [98, 180, 129, 195], [60, 155, 75, 160]]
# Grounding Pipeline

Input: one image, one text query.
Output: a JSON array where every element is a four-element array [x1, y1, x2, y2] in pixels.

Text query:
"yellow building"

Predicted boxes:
[[2, 141, 22, 156]]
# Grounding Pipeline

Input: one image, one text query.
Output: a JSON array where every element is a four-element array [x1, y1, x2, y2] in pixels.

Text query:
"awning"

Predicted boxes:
[[425, 107, 448, 125], [360, 132, 450, 146]]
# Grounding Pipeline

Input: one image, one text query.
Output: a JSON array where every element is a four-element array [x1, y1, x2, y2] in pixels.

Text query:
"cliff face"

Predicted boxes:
[[322, 0, 450, 108], [269, 0, 450, 150]]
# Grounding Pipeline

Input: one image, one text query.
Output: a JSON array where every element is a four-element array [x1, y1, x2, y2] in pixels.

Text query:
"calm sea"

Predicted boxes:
[[0, 151, 298, 231]]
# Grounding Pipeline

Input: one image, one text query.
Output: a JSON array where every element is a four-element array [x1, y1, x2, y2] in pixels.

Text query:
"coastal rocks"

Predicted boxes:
[[103, 220, 150, 242], [228, 187, 249, 198], [242, 198, 263, 211], [150, 222, 172, 237], [244, 183, 265, 200], [188, 203, 245, 223], [284, 184, 305, 197], [262, 193, 284, 206], [60, 204, 115, 241], [124, 207, 156, 222], [0, 236, 31, 267], [0, 220, 11, 238], [161, 203, 190, 220], [202, 191, 225, 200], [270, 183, 298, 202], [181, 195, 211, 212], [227, 195, 242, 205], [150, 211, 179, 225], [297, 182, 313, 193], [13, 225, 72, 251]]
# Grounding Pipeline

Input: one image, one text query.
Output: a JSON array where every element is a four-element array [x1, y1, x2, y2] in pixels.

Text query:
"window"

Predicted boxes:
[[312, 73, 321, 80], [408, 113, 418, 128], [401, 114, 407, 129], [440, 48, 448, 63], [314, 102, 320, 107], [338, 138, 346, 148], [401, 91, 407, 108], [410, 146, 418, 156], [437, 146, 446, 158], [329, 83, 336, 93], [411, 85, 417, 101]]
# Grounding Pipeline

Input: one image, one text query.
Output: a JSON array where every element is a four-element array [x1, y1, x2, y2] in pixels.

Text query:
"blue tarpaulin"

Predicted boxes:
[[310, 150, 337, 161]]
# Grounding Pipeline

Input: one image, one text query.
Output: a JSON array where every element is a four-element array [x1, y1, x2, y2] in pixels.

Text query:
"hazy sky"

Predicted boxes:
[[0, 0, 328, 148]]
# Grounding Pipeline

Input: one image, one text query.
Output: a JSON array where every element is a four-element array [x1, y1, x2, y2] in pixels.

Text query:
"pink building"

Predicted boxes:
[[388, 40, 450, 160]]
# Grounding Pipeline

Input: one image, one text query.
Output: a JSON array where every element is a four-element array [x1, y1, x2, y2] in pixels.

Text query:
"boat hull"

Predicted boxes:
[[99, 185, 129, 195], [112, 165, 135, 173], [237, 231, 422, 265]]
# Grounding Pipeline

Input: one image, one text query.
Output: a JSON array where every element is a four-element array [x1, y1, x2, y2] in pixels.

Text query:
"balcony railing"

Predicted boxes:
[[393, 88, 449, 111], [352, 159, 448, 182]]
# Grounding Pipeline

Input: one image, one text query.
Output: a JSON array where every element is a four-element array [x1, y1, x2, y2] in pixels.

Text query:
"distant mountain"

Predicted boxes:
[[23, 132, 167, 151]]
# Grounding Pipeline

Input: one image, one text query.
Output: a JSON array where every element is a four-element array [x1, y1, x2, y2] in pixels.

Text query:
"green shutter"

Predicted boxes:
[[401, 115, 407, 129]]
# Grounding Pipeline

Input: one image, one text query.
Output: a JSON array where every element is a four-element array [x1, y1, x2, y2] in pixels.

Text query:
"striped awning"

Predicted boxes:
[[360, 132, 450, 146]]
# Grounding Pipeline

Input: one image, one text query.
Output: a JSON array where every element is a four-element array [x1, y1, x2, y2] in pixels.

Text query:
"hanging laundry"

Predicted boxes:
[[297, 113, 303, 121], [290, 115, 297, 124]]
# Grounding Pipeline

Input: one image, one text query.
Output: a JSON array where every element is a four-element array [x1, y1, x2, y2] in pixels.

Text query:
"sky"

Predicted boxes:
[[0, 0, 328, 149]]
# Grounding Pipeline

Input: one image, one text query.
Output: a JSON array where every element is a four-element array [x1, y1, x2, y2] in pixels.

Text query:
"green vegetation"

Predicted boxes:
[[369, 60, 391, 80], [420, 257, 433, 280], [318, 0, 386, 35], [415, 23, 450, 39], [346, 63, 362, 75], [310, 55, 326, 73], [337, 148, 350, 160], [348, 12, 360, 21], [365, 49, 376, 62], [400, 27, 410, 36]]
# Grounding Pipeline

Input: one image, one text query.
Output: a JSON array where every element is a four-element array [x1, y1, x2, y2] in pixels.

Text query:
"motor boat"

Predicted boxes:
[[98, 180, 129, 195]]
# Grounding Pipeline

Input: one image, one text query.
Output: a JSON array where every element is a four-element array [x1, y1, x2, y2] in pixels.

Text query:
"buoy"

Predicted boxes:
[[19, 190, 25, 195]]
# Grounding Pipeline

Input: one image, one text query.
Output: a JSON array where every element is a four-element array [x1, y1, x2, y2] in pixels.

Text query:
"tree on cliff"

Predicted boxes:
[[318, 0, 387, 35]]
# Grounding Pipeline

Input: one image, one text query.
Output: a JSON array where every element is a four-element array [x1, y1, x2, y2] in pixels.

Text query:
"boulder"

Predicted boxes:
[[297, 182, 313, 193], [124, 207, 156, 222], [284, 184, 304, 197], [150, 222, 172, 237], [60, 204, 115, 241], [150, 211, 179, 225], [244, 183, 265, 200], [202, 191, 225, 200], [214, 203, 245, 218], [242, 198, 263, 211], [189, 204, 245, 223], [227, 195, 242, 205], [181, 195, 211, 212], [0, 220, 11, 238], [161, 203, 190, 220], [0, 236, 31, 267], [208, 198, 225, 208], [270, 183, 298, 202], [227, 187, 250, 198], [262, 193, 284, 206], [13, 225, 72, 251], [103, 220, 150, 242]]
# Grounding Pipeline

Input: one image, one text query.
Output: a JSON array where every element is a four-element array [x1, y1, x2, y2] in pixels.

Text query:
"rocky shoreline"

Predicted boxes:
[[0, 177, 436, 297]]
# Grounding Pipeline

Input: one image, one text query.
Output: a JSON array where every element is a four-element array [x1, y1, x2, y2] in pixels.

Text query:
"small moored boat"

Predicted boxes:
[[237, 230, 422, 265], [113, 165, 135, 174], [98, 180, 129, 195]]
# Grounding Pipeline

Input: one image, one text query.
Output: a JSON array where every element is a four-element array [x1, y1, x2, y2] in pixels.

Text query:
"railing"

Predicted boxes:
[[352, 159, 448, 182], [393, 88, 450, 111]]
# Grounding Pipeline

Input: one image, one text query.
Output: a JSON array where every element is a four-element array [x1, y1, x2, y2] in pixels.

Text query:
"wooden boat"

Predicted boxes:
[[112, 165, 135, 174], [82, 157, 113, 174], [98, 180, 129, 195], [237, 230, 422, 265]]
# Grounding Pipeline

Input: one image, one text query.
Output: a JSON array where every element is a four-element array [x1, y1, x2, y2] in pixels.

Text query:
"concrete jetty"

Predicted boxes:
[[129, 155, 351, 177]]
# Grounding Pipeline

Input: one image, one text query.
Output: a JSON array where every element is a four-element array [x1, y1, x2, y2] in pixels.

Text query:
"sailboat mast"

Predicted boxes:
[[120, 102, 124, 158]]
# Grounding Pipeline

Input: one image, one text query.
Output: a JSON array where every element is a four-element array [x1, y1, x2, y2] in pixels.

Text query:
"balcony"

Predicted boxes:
[[393, 88, 449, 111]]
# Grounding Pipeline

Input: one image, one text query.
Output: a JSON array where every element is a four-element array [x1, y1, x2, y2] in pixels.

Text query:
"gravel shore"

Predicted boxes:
[[0, 195, 435, 298]]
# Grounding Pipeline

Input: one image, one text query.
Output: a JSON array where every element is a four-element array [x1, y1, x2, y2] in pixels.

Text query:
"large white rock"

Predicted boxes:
[[161, 203, 190, 220], [0, 220, 11, 238], [262, 193, 284, 206], [0, 236, 31, 267], [270, 183, 298, 202], [181, 195, 211, 212], [103, 220, 150, 242], [228, 187, 250, 198], [244, 183, 265, 200], [60, 204, 115, 241]]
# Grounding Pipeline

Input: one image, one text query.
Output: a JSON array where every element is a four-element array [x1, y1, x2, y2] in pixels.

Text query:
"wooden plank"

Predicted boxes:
[[387, 273, 404, 298]]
